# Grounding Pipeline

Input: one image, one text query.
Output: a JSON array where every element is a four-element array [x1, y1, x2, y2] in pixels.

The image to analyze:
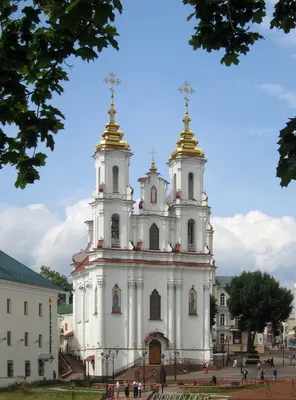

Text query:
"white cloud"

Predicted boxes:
[[258, 83, 296, 108], [1, 201, 296, 284]]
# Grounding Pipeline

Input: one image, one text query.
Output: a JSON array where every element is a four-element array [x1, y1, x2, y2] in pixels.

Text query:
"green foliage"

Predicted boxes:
[[183, 0, 296, 187], [40, 265, 73, 296], [225, 271, 293, 351], [211, 375, 217, 385], [210, 293, 218, 329], [0, 0, 122, 188]]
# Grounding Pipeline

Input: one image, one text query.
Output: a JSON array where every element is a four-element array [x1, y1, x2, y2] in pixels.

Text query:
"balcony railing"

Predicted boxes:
[[111, 238, 120, 248], [187, 244, 196, 252]]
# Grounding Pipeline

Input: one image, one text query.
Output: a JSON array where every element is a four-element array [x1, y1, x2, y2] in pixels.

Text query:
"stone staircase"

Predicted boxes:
[[60, 353, 85, 380]]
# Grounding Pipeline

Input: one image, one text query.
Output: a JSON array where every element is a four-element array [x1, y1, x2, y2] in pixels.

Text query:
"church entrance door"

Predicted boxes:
[[149, 339, 161, 364]]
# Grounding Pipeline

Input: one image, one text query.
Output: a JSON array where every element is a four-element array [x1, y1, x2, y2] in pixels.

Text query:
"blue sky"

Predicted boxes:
[[2, 0, 296, 219]]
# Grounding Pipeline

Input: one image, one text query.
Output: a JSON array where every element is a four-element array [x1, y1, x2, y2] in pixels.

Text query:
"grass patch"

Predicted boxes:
[[0, 390, 104, 399], [184, 383, 264, 395]]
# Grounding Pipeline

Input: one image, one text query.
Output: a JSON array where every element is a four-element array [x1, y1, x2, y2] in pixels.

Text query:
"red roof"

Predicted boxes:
[[138, 177, 148, 182], [85, 355, 95, 362], [71, 256, 89, 275], [64, 331, 73, 338], [144, 331, 169, 343]]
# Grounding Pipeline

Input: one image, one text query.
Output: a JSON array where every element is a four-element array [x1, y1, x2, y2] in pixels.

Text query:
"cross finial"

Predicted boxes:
[[104, 72, 121, 103], [149, 148, 158, 162], [178, 81, 195, 105]]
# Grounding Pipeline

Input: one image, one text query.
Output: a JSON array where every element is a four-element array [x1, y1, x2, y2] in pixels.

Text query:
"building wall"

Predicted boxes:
[[0, 280, 59, 387], [72, 262, 213, 376]]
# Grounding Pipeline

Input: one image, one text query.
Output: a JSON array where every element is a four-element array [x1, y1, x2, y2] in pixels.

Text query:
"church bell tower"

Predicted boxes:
[[91, 73, 134, 250]]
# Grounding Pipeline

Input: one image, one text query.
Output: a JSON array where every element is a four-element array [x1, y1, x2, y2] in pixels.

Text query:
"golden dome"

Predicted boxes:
[[170, 102, 204, 159], [149, 160, 158, 173], [95, 72, 130, 152], [170, 81, 204, 160]]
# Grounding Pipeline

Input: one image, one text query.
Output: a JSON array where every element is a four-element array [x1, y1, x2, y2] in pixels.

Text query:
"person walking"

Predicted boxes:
[[243, 368, 248, 381], [260, 368, 265, 381], [116, 381, 120, 398], [53, 370, 56, 380], [270, 357, 274, 368], [233, 358, 237, 368], [133, 380, 138, 398], [205, 363, 209, 374], [273, 367, 277, 380], [124, 381, 130, 398], [138, 381, 142, 398]]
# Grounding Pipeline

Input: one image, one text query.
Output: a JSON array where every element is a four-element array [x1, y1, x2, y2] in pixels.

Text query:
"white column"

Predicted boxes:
[[204, 280, 211, 359], [128, 279, 136, 348], [97, 276, 106, 348], [167, 281, 175, 346], [137, 279, 144, 348], [85, 281, 93, 346], [175, 280, 183, 348]]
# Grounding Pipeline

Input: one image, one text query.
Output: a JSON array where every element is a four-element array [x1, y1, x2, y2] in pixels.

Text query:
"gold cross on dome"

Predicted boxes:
[[149, 148, 158, 162], [104, 72, 121, 95], [178, 81, 195, 103]]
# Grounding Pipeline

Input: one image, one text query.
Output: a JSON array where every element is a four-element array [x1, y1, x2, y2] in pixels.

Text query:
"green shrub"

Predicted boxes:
[[211, 375, 217, 385]]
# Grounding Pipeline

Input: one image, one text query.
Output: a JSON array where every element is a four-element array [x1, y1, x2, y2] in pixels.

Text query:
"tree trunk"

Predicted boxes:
[[247, 328, 252, 353]]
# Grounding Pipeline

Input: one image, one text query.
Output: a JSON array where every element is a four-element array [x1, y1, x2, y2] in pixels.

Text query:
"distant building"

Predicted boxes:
[[214, 276, 264, 354], [58, 304, 74, 354], [0, 251, 60, 387]]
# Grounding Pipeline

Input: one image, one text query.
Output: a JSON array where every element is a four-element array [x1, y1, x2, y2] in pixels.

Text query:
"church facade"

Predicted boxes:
[[71, 76, 216, 377]]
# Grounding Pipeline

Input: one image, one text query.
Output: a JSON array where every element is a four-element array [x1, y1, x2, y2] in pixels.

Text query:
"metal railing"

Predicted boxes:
[[113, 357, 142, 377]]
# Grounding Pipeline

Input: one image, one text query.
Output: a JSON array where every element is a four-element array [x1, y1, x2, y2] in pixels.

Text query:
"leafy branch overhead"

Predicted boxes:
[[184, 0, 296, 187], [0, 0, 122, 188]]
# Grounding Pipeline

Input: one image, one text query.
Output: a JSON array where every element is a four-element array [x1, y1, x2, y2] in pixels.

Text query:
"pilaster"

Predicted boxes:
[[96, 275, 106, 348], [167, 280, 175, 346], [128, 278, 136, 348], [203, 279, 211, 360], [175, 280, 183, 348], [136, 278, 144, 347]]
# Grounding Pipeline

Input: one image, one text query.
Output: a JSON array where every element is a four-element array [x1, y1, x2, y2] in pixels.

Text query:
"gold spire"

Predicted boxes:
[[170, 81, 204, 160], [149, 148, 158, 172], [95, 72, 129, 152]]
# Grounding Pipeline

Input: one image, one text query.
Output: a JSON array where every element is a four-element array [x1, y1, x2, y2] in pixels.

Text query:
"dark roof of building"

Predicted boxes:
[[216, 275, 233, 287], [57, 304, 73, 315], [0, 250, 60, 291]]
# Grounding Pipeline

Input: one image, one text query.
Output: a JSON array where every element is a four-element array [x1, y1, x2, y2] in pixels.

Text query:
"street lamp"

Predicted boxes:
[[141, 350, 148, 389], [225, 336, 230, 362], [100, 347, 119, 382], [239, 343, 244, 374], [172, 350, 179, 382]]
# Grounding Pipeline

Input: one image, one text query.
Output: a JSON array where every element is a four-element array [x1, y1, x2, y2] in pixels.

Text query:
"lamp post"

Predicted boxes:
[[100, 348, 119, 383], [173, 350, 179, 382], [239, 343, 244, 374], [109, 346, 119, 381], [141, 350, 148, 390], [161, 354, 166, 393]]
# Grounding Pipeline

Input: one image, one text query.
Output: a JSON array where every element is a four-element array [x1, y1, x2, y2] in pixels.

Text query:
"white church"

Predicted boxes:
[[70, 75, 216, 377]]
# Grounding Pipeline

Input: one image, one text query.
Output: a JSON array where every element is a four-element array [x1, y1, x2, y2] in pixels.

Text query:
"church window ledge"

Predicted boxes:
[[111, 311, 122, 315], [85, 320, 89, 323], [77, 321, 81, 324], [188, 313, 198, 317], [149, 318, 163, 321]]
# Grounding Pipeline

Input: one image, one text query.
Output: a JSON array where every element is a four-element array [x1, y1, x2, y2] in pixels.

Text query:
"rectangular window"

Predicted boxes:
[[38, 303, 43, 317], [7, 299, 11, 314], [38, 334, 43, 348], [220, 333, 225, 344], [24, 332, 29, 346], [7, 361, 13, 377], [7, 331, 11, 346], [38, 361, 44, 377], [24, 301, 28, 315], [25, 361, 31, 377]]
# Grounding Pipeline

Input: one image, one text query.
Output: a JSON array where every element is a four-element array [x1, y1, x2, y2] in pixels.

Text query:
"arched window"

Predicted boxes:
[[112, 166, 119, 193], [150, 185, 157, 204], [187, 219, 195, 252], [220, 293, 225, 306], [150, 289, 161, 320], [94, 286, 98, 314], [220, 314, 225, 326], [149, 223, 159, 250], [188, 172, 194, 199], [111, 213, 120, 248], [173, 173, 176, 200]]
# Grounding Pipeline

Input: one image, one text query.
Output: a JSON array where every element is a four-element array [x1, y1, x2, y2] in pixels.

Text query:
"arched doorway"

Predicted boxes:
[[149, 339, 161, 364]]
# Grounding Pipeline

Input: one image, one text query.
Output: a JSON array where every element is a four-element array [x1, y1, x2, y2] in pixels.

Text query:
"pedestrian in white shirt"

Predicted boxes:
[[138, 381, 142, 398], [116, 381, 120, 398]]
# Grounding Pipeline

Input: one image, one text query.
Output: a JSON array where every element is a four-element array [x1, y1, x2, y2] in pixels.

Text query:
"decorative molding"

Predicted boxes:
[[203, 280, 211, 290], [96, 275, 106, 287], [128, 278, 136, 287], [174, 279, 183, 287], [85, 281, 92, 289], [134, 278, 144, 288], [167, 279, 175, 288], [78, 283, 85, 291]]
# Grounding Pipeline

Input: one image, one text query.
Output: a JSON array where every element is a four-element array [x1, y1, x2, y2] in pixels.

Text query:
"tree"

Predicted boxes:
[[40, 265, 73, 302], [225, 270, 293, 352], [210, 293, 218, 330], [0, 0, 122, 188], [184, 0, 296, 187]]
